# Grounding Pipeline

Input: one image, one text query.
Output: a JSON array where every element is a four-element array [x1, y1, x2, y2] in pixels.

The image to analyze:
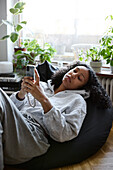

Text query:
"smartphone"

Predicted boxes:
[[26, 65, 35, 80]]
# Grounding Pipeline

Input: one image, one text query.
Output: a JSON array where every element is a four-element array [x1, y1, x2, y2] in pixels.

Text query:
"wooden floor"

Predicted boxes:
[[4, 123, 113, 170], [53, 123, 113, 170]]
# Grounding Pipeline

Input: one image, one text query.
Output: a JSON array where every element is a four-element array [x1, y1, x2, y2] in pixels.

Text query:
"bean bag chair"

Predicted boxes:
[[6, 61, 113, 170]]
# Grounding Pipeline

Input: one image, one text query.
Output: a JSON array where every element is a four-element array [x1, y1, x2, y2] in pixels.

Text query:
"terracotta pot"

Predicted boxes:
[[14, 46, 26, 53]]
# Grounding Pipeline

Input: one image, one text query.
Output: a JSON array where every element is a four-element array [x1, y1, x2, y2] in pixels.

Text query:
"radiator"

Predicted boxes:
[[98, 77, 113, 104]]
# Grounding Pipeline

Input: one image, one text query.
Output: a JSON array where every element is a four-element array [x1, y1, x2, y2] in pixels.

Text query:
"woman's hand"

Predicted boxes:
[[17, 77, 29, 100], [23, 69, 44, 101], [23, 69, 53, 113]]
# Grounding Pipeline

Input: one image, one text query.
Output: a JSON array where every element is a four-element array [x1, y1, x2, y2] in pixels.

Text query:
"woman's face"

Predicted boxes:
[[62, 66, 89, 90]]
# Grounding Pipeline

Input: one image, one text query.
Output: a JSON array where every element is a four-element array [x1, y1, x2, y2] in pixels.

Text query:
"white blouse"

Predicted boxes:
[[10, 80, 89, 142]]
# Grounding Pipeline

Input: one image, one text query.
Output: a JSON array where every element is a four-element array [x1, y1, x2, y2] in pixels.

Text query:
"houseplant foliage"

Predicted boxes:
[[79, 46, 101, 62], [99, 15, 113, 71], [78, 15, 113, 72], [99, 35, 113, 66], [79, 46, 102, 72], [13, 39, 56, 69], [0, 1, 27, 43]]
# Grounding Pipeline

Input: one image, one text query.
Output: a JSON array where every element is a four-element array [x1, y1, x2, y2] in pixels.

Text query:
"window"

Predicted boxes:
[[21, 0, 113, 55]]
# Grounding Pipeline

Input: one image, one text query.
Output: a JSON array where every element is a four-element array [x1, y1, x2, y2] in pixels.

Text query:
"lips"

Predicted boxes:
[[66, 75, 71, 83]]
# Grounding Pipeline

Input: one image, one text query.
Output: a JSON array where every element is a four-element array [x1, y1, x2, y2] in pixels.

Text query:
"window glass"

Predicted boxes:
[[22, 0, 113, 54]]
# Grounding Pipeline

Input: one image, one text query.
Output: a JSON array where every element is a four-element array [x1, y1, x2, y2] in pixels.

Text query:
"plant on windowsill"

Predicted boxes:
[[78, 15, 113, 73], [79, 46, 102, 72], [13, 39, 56, 73], [0, 1, 27, 44], [99, 15, 113, 73]]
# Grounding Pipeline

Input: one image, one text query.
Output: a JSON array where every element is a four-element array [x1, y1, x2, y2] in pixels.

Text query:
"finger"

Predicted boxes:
[[21, 80, 25, 89], [24, 80, 34, 87], [24, 76, 33, 80], [35, 69, 40, 85], [24, 82, 33, 90], [23, 87, 30, 93]]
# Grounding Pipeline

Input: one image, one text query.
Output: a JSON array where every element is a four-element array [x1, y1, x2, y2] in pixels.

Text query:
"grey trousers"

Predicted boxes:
[[0, 88, 50, 170]]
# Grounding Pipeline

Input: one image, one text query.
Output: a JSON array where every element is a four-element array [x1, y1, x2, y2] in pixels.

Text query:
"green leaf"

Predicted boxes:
[[79, 56, 83, 61], [106, 59, 110, 64], [105, 16, 109, 20], [0, 35, 10, 40], [9, 8, 20, 14], [2, 20, 13, 26], [105, 15, 113, 21], [110, 60, 113, 66], [14, 50, 23, 55], [14, 2, 26, 10], [16, 24, 23, 32], [19, 9, 24, 13], [21, 21, 27, 24], [110, 15, 113, 20], [10, 32, 19, 42]]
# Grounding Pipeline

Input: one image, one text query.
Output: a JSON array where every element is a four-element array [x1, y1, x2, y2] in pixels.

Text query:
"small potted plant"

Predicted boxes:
[[99, 15, 113, 73], [79, 46, 102, 72], [99, 35, 113, 73], [13, 39, 56, 72], [77, 15, 113, 73], [39, 42, 56, 63]]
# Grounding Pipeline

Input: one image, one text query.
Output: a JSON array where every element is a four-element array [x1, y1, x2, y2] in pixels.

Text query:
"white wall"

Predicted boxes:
[[0, 0, 17, 62], [0, 0, 7, 61], [7, 0, 16, 62]]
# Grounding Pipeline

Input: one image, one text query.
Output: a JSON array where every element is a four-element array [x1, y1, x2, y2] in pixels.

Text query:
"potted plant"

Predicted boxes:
[[79, 46, 102, 72], [99, 15, 113, 73], [99, 35, 113, 73], [23, 39, 56, 63], [0, 1, 27, 44], [13, 39, 56, 72], [78, 15, 113, 73]]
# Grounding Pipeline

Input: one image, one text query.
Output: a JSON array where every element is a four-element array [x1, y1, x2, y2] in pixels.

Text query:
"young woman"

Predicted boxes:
[[0, 62, 112, 169]]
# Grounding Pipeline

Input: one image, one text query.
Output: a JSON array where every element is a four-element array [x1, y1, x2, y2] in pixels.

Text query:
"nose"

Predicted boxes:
[[72, 72, 78, 79]]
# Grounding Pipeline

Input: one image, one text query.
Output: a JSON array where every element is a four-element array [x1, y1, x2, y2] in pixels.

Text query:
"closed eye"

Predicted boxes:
[[73, 67, 80, 73], [73, 69, 77, 73], [78, 76, 82, 81], [73, 69, 81, 80]]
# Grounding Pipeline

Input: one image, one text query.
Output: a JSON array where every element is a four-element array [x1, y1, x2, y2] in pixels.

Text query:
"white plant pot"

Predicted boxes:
[[90, 61, 102, 72], [110, 60, 113, 73], [110, 65, 113, 73]]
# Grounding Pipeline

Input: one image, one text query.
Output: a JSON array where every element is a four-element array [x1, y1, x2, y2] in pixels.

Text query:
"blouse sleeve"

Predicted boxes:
[[43, 95, 87, 142], [10, 92, 27, 110]]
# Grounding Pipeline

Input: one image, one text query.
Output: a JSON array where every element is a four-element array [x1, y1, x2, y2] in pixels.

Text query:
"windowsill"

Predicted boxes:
[[51, 52, 75, 67], [52, 57, 113, 78], [96, 69, 113, 78], [53, 52, 75, 61], [38, 52, 113, 77]]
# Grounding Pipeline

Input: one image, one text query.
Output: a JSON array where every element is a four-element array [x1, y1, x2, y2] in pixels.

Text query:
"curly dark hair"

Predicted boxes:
[[51, 61, 112, 109]]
